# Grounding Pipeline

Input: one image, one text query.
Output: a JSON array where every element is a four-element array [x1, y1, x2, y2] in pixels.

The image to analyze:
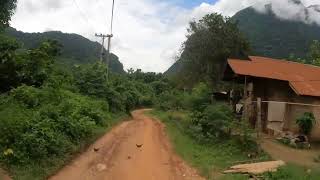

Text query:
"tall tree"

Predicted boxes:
[[178, 13, 250, 89], [288, 40, 320, 66], [308, 40, 320, 66], [0, 0, 17, 30]]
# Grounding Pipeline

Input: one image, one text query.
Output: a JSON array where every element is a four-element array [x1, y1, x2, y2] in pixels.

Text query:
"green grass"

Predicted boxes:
[[149, 110, 320, 180], [149, 110, 268, 180], [262, 164, 320, 180], [5, 113, 128, 180]]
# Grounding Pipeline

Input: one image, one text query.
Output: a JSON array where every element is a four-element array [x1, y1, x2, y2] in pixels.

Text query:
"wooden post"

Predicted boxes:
[[244, 76, 247, 98], [243, 76, 248, 120], [257, 97, 262, 137]]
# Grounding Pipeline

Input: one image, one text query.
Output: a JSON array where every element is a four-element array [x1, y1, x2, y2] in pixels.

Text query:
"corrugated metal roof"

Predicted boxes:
[[228, 56, 320, 97]]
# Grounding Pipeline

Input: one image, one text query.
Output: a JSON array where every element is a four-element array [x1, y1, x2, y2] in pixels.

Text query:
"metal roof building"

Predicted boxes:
[[224, 56, 320, 140], [227, 56, 320, 97]]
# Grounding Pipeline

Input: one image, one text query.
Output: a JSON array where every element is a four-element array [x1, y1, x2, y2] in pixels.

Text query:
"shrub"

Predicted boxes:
[[232, 121, 257, 152], [296, 112, 316, 135], [139, 95, 154, 107], [190, 104, 233, 141], [73, 62, 108, 97], [10, 85, 41, 108], [105, 88, 125, 112], [189, 83, 211, 111], [156, 90, 190, 111], [0, 86, 110, 165]]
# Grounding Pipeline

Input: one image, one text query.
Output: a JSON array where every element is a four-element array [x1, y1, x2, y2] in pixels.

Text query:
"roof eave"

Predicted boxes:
[[289, 82, 302, 96]]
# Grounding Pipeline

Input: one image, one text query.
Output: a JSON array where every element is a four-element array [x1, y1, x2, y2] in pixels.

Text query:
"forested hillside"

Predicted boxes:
[[165, 1, 320, 75], [233, 4, 320, 59], [5, 27, 125, 74], [164, 61, 182, 76]]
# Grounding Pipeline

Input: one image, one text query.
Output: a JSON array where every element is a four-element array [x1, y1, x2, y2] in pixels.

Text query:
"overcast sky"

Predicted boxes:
[[10, 0, 320, 72]]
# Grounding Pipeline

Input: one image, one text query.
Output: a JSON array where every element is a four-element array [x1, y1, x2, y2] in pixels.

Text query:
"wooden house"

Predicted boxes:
[[224, 56, 320, 141]]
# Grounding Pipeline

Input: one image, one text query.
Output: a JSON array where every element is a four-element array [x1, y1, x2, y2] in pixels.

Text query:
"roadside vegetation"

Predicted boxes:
[[151, 110, 320, 180], [149, 83, 269, 179], [150, 110, 265, 179], [0, 37, 171, 179], [150, 12, 320, 180], [2, 1, 320, 180], [0, 2, 172, 179]]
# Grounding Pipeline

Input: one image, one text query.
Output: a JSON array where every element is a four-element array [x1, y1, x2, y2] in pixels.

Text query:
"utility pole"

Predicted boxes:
[[106, 34, 113, 80], [95, 0, 116, 81], [95, 33, 113, 81], [95, 33, 108, 62]]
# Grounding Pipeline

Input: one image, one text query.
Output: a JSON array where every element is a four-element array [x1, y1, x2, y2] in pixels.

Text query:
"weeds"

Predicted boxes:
[[149, 110, 269, 179]]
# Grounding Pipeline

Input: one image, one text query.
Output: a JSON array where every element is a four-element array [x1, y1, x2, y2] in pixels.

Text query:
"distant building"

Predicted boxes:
[[224, 56, 320, 141]]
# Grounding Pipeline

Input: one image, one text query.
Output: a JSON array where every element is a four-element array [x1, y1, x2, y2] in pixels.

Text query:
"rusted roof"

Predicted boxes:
[[228, 56, 320, 97]]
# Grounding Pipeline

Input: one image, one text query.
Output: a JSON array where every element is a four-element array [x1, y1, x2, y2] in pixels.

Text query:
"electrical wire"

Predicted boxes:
[[71, 0, 96, 32]]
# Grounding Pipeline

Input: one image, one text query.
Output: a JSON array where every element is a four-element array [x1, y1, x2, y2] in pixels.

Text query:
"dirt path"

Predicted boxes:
[[50, 109, 203, 180], [0, 169, 10, 180], [261, 136, 320, 167]]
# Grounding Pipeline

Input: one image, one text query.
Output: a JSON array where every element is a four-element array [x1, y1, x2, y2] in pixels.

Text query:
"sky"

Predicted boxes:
[[10, 0, 320, 72]]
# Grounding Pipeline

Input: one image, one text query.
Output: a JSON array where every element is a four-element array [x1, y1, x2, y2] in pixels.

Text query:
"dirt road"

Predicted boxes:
[[261, 137, 320, 167], [50, 109, 203, 180], [0, 169, 10, 180]]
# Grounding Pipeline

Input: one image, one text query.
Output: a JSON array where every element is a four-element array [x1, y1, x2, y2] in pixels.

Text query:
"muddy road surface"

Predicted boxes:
[[50, 109, 203, 180]]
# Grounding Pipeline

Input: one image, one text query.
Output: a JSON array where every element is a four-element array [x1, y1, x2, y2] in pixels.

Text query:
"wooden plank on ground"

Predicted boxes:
[[224, 160, 285, 175]]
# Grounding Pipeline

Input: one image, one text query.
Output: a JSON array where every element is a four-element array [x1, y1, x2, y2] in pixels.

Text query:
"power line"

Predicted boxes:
[[71, 0, 96, 32], [96, 0, 116, 82]]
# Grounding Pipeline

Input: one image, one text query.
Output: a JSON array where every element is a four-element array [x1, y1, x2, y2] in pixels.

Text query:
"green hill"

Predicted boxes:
[[5, 28, 125, 74], [233, 4, 320, 59], [164, 61, 182, 76], [165, 1, 320, 75]]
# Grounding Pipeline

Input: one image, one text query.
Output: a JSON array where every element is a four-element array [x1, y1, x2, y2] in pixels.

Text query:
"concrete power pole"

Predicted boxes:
[[95, 33, 113, 80], [95, 0, 116, 81], [105, 34, 113, 80], [95, 33, 108, 62]]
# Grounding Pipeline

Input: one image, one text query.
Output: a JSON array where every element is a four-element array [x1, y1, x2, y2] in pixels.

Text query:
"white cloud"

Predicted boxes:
[[194, 0, 320, 24], [11, 0, 191, 72], [10, 0, 320, 72], [251, 0, 320, 25]]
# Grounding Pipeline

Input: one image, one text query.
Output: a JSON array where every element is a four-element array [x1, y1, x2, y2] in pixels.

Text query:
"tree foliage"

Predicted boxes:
[[0, 32, 171, 177], [308, 40, 320, 66], [178, 13, 250, 89], [0, 37, 60, 92], [288, 40, 320, 66], [0, 0, 16, 30], [190, 104, 234, 140], [0, 35, 19, 91]]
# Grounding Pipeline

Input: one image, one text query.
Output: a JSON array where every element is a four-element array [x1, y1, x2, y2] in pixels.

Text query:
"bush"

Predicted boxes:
[[296, 112, 316, 135], [232, 121, 258, 152], [105, 88, 126, 112], [73, 62, 108, 97], [156, 90, 190, 111], [190, 103, 233, 141], [0, 86, 110, 165], [10, 85, 41, 108], [189, 83, 211, 111], [156, 83, 211, 112]]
